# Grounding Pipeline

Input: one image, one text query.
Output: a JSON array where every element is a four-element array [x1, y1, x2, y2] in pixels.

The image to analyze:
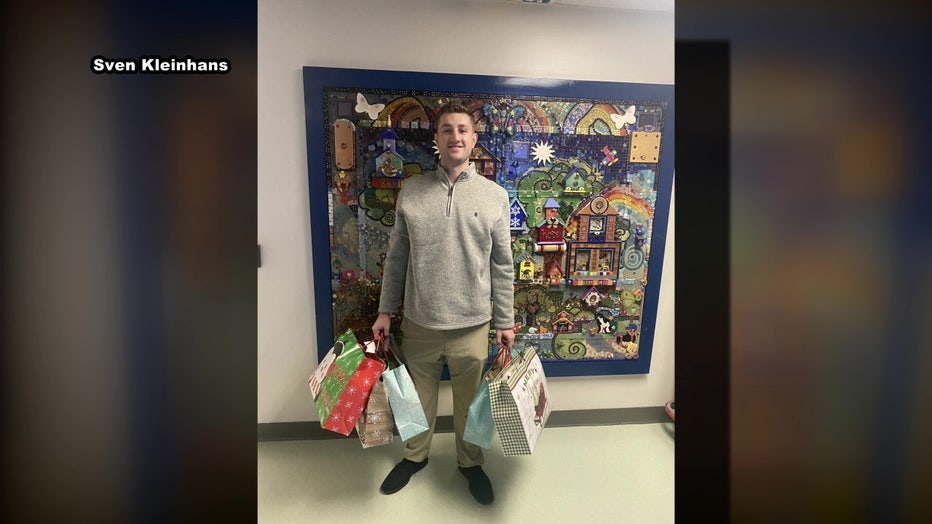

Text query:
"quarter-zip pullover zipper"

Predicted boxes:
[[447, 184, 454, 217], [442, 166, 469, 218]]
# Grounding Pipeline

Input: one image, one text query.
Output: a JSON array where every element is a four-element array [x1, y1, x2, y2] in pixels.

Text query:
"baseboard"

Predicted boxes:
[[258, 406, 668, 442]]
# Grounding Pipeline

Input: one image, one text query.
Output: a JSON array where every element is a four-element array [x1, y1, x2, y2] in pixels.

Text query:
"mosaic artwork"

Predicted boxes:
[[305, 67, 674, 376]]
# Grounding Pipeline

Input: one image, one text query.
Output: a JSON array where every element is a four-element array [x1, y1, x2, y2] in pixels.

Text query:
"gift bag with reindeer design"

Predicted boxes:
[[488, 344, 552, 456]]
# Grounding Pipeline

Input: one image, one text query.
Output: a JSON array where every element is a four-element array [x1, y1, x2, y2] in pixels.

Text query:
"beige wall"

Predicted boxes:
[[258, 0, 674, 423]]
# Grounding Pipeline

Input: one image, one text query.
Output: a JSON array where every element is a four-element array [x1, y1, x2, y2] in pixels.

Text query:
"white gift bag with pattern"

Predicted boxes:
[[488, 345, 552, 456]]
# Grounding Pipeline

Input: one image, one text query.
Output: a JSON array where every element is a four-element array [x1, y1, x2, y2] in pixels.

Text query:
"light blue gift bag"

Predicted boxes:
[[463, 347, 510, 448], [381, 336, 430, 442]]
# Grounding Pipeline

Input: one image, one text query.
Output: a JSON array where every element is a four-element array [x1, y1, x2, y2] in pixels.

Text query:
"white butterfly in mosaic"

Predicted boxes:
[[355, 93, 385, 120], [610, 105, 637, 128]]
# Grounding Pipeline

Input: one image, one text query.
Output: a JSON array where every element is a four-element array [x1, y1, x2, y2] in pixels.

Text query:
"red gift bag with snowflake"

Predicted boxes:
[[317, 342, 385, 435]]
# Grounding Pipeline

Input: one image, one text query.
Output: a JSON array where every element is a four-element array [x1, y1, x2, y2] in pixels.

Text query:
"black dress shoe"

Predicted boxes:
[[379, 458, 428, 495], [458, 465, 494, 505]]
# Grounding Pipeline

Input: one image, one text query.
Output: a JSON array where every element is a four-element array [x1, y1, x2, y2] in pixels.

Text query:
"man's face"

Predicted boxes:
[[435, 112, 477, 167]]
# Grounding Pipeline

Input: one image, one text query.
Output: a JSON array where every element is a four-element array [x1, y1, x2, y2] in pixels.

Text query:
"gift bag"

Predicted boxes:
[[315, 335, 386, 436], [463, 348, 510, 448], [355, 378, 394, 448], [308, 329, 359, 401], [312, 329, 366, 421], [381, 336, 430, 442], [489, 345, 552, 456]]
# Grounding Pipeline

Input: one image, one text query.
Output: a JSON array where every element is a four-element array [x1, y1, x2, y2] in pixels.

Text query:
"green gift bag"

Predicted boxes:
[[313, 329, 366, 423], [308, 329, 359, 401]]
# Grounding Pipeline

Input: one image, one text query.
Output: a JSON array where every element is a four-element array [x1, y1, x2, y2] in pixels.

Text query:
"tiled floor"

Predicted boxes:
[[258, 422, 675, 523]]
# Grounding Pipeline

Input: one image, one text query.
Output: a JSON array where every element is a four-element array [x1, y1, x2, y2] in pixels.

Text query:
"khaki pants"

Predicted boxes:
[[398, 317, 490, 467]]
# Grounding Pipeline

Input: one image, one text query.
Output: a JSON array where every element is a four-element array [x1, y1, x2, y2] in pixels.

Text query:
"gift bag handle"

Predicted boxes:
[[375, 333, 403, 369], [486, 344, 510, 373], [363, 335, 390, 367]]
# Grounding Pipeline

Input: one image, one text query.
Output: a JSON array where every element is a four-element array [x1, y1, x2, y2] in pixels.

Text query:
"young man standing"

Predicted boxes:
[[372, 102, 515, 505]]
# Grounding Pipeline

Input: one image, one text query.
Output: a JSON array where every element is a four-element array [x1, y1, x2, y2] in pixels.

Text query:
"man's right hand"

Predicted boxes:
[[372, 312, 392, 339]]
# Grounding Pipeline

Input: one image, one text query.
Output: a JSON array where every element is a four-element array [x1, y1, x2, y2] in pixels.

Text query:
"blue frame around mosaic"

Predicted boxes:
[[304, 66, 674, 377]]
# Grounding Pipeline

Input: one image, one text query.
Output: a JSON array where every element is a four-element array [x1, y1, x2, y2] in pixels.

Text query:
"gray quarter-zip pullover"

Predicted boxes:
[[377, 163, 515, 330]]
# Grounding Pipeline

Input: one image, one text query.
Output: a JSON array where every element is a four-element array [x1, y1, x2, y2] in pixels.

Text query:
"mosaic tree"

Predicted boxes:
[[514, 285, 556, 330]]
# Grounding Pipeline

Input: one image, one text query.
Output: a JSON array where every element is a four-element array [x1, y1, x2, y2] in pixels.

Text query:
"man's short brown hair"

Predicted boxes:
[[436, 102, 476, 127]]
